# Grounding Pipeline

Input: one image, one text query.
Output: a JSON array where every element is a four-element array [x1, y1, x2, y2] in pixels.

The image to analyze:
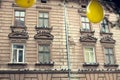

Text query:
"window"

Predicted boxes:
[[12, 44, 25, 63], [84, 47, 96, 64], [41, 0, 47, 3], [81, 16, 90, 31], [101, 18, 109, 33], [38, 12, 49, 27], [14, 10, 25, 27], [38, 45, 50, 63], [104, 48, 115, 64]]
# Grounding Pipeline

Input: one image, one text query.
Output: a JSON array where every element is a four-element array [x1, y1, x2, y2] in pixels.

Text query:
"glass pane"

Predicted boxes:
[[105, 25, 109, 33], [105, 55, 109, 64], [105, 48, 109, 54], [90, 52, 95, 63], [20, 18, 25, 26], [44, 46, 50, 52], [14, 45, 23, 49], [82, 23, 86, 29], [39, 46, 44, 51], [85, 52, 90, 63], [43, 53, 50, 63], [39, 13, 44, 17], [13, 49, 17, 62], [110, 55, 114, 64], [20, 12, 25, 17], [86, 24, 90, 30], [15, 18, 19, 25], [39, 53, 44, 62], [86, 18, 89, 22], [81, 17, 85, 21], [19, 50, 23, 62], [15, 11, 19, 16], [39, 19, 44, 27], [44, 13, 48, 18], [109, 48, 113, 54], [44, 19, 48, 27]]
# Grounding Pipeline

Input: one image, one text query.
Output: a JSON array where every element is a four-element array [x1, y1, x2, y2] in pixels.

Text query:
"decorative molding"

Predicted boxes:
[[35, 62, 54, 66], [34, 32, 53, 40], [8, 63, 27, 66], [8, 31, 29, 39], [100, 31, 113, 36], [80, 34, 97, 43], [83, 63, 99, 67], [8, 26, 29, 39], [100, 36, 116, 44], [80, 28, 95, 35], [36, 6, 52, 10], [34, 26, 54, 40], [104, 63, 119, 67]]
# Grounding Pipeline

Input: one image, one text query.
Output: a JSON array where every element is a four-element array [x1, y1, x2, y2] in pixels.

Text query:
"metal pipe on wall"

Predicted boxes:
[[63, 0, 71, 80]]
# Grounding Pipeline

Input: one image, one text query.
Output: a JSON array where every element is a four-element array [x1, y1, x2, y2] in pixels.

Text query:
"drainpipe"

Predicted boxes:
[[63, 0, 71, 80]]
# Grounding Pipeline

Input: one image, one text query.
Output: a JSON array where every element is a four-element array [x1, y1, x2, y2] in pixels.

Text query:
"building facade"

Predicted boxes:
[[0, 0, 120, 80]]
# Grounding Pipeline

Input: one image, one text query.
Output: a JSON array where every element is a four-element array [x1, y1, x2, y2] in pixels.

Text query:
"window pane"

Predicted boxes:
[[13, 49, 17, 62], [14, 45, 23, 49], [105, 48, 109, 54], [90, 52, 95, 63], [105, 54, 109, 64], [44, 46, 50, 52], [43, 53, 50, 63], [109, 48, 113, 54], [82, 23, 86, 29], [81, 17, 85, 21], [19, 50, 23, 62], [44, 13, 48, 18], [15, 11, 19, 16], [20, 12, 25, 17], [86, 18, 89, 22], [110, 55, 114, 64], [44, 19, 48, 27], [86, 24, 90, 30], [39, 13, 44, 17], [39, 19, 44, 27], [85, 52, 90, 63], [39, 53, 44, 62]]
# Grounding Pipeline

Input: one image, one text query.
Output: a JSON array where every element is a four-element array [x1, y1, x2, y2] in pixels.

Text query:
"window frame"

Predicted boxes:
[[104, 47, 115, 64], [11, 43, 25, 63], [38, 12, 49, 28], [14, 10, 26, 27], [83, 46, 96, 64], [81, 16, 91, 31], [100, 18, 110, 33], [38, 44, 51, 63]]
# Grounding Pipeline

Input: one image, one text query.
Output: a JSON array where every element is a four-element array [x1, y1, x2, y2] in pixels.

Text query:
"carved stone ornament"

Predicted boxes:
[[8, 26, 29, 39], [8, 31, 29, 39], [80, 34, 97, 43], [34, 26, 54, 40], [100, 36, 116, 44], [34, 31, 54, 40]]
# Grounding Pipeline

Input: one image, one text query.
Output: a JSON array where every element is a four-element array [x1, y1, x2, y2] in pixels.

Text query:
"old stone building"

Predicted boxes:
[[0, 0, 120, 80]]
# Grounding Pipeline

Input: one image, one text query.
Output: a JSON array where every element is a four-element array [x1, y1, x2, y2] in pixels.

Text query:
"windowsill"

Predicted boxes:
[[83, 63, 99, 67], [104, 63, 119, 67], [10, 26, 27, 29], [80, 29, 95, 34], [8, 63, 27, 66], [35, 62, 54, 66], [100, 31, 113, 35], [35, 26, 52, 30]]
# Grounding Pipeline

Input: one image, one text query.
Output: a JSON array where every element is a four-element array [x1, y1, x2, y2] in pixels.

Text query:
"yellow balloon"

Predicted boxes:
[[15, 0, 36, 8], [86, 0, 104, 23]]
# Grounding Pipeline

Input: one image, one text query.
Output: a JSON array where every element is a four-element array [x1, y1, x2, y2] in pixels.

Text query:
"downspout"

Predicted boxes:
[[63, 0, 71, 80]]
